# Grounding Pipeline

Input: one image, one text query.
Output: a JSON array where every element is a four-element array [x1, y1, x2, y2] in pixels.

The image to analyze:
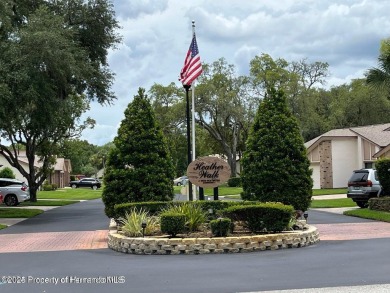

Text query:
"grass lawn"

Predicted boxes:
[[20, 200, 79, 207], [174, 185, 348, 199], [312, 188, 347, 196], [174, 185, 242, 197], [0, 208, 44, 218], [344, 209, 390, 222], [310, 198, 356, 208], [0, 224, 7, 230], [38, 188, 102, 200]]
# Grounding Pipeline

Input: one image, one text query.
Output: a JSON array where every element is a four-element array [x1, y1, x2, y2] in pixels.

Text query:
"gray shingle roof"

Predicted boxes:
[[349, 123, 390, 147], [305, 123, 390, 149]]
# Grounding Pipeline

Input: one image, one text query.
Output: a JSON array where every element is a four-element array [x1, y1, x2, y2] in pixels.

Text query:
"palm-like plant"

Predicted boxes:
[[120, 208, 160, 237], [161, 203, 207, 232], [366, 53, 390, 95]]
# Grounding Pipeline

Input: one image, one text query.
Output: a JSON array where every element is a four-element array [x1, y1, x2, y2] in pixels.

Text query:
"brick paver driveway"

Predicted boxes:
[[0, 199, 108, 253], [1, 199, 389, 253]]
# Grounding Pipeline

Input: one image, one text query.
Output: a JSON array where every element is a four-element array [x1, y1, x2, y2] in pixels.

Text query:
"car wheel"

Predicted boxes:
[[92, 185, 98, 190], [177, 182, 182, 186], [71, 184, 77, 189], [356, 201, 368, 208], [4, 194, 18, 207]]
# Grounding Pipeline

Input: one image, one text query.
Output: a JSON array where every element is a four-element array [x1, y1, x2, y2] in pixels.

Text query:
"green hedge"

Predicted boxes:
[[210, 218, 232, 237], [376, 158, 390, 195], [114, 202, 174, 218], [222, 202, 294, 233], [369, 197, 390, 212], [227, 177, 241, 187], [113, 200, 260, 220], [160, 212, 186, 237]]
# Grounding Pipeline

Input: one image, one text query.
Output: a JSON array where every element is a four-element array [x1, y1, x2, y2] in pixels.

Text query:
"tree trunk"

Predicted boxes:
[[29, 184, 39, 202]]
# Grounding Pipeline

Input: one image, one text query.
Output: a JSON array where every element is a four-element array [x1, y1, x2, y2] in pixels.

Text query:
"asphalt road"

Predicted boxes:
[[0, 199, 390, 293]]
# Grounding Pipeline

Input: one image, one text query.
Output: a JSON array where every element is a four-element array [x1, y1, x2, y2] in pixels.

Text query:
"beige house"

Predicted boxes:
[[0, 153, 72, 188], [305, 123, 390, 189]]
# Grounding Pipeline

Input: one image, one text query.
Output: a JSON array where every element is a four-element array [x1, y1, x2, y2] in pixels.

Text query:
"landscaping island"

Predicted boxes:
[[108, 220, 320, 255]]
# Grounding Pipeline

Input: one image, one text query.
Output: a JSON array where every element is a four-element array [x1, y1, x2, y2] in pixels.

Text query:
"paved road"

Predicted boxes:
[[0, 199, 390, 293]]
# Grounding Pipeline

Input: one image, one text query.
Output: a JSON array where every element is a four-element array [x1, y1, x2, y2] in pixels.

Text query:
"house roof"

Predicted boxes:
[[349, 123, 390, 147], [305, 123, 390, 152], [374, 144, 390, 158], [1, 151, 70, 170]]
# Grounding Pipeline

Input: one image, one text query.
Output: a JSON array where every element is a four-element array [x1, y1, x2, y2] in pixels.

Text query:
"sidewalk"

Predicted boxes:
[[0, 205, 60, 227], [312, 194, 346, 200]]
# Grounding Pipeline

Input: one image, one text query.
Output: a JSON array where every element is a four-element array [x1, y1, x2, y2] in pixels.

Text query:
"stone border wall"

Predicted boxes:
[[108, 221, 320, 255]]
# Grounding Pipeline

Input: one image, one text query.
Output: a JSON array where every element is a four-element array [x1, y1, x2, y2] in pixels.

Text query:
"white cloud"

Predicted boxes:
[[79, 0, 390, 145]]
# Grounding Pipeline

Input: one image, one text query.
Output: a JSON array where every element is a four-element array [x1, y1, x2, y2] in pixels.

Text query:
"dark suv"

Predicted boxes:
[[347, 169, 382, 208], [69, 178, 101, 190]]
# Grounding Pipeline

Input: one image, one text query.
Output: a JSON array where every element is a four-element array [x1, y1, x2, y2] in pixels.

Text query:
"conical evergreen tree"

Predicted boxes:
[[241, 87, 312, 211], [102, 88, 175, 218]]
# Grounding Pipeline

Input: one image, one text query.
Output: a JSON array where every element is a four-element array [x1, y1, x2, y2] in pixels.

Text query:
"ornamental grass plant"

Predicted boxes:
[[161, 202, 207, 232], [120, 208, 160, 237]]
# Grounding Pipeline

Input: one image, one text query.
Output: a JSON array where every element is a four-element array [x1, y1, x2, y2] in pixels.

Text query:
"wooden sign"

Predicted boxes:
[[187, 156, 231, 188]]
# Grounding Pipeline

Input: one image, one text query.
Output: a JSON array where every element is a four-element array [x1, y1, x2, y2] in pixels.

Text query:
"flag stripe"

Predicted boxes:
[[180, 34, 203, 86]]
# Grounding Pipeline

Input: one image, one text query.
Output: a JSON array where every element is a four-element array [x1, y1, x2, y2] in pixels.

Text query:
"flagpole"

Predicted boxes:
[[179, 20, 203, 201], [191, 21, 197, 201], [184, 84, 193, 201]]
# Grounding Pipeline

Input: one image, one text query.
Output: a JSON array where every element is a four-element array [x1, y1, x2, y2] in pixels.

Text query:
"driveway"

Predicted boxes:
[[0, 199, 390, 293]]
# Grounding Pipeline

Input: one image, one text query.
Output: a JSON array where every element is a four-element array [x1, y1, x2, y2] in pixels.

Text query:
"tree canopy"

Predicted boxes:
[[0, 0, 120, 201]]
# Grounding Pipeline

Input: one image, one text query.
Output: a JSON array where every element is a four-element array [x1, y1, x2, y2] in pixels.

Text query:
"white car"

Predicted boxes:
[[173, 176, 188, 186], [0, 178, 30, 206]]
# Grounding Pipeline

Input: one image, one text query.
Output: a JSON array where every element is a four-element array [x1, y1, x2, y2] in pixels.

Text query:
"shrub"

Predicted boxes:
[[70, 175, 76, 181], [376, 158, 390, 195], [241, 87, 312, 211], [102, 88, 175, 218], [0, 167, 15, 179], [51, 183, 58, 190], [210, 218, 232, 237], [223, 202, 294, 233], [227, 177, 241, 187], [160, 212, 186, 237], [162, 202, 207, 232], [42, 184, 53, 191], [369, 197, 390, 212], [113, 200, 261, 223], [114, 201, 173, 219], [120, 208, 159, 237]]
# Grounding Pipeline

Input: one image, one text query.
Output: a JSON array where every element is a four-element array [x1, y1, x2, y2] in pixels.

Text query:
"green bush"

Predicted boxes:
[[227, 177, 241, 187], [223, 202, 294, 233], [70, 175, 76, 181], [160, 212, 186, 237], [210, 218, 232, 237], [42, 184, 53, 191], [241, 87, 312, 211], [0, 167, 15, 179], [120, 208, 159, 237], [113, 200, 262, 221], [51, 183, 58, 190], [114, 201, 173, 219], [376, 158, 390, 195], [162, 202, 207, 232], [102, 88, 175, 218]]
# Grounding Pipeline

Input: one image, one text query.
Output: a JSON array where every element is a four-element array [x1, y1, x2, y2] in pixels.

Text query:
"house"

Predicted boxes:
[[0, 152, 72, 188], [47, 158, 72, 188], [305, 123, 390, 189]]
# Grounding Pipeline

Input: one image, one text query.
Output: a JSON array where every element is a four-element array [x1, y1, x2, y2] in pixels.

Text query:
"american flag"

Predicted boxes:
[[180, 33, 203, 86]]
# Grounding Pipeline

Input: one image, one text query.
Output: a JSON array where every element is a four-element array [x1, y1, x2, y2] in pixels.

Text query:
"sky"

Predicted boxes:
[[80, 0, 390, 146]]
